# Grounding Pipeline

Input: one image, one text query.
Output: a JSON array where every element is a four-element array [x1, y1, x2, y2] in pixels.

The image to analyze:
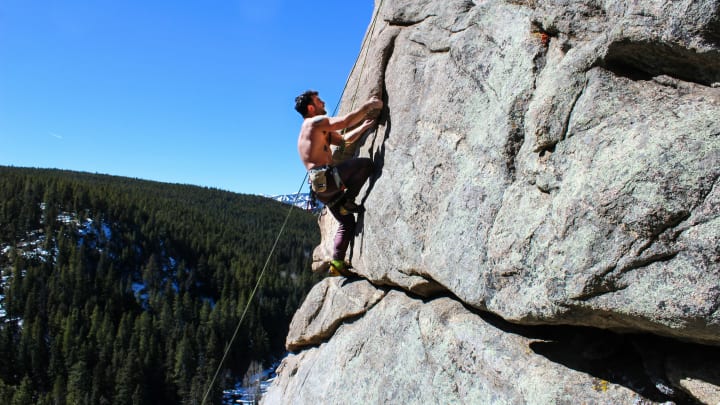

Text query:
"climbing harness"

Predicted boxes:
[[201, 1, 386, 402]]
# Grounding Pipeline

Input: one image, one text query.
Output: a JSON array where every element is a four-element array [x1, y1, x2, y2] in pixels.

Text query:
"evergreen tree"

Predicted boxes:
[[114, 352, 142, 405], [66, 360, 90, 405], [0, 378, 13, 404], [11, 376, 34, 405]]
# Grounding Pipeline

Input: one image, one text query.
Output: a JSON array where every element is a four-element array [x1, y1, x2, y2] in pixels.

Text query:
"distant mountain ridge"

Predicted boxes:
[[268, 192, 311, 207], [268, 193, 322, 211]]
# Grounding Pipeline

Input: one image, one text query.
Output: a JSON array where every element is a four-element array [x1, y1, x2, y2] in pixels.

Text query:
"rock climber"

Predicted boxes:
[[295, 90, 382, 275]]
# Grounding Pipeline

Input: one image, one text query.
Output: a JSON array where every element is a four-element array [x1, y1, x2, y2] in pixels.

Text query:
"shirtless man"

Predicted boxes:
[[295, 90, 383, 275]]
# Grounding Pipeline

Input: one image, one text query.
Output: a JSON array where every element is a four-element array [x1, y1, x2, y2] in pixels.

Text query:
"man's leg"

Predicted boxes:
[[328, 205, 355, 261], [316, 158, 372, 266], [335, 157, 373, 204], [315, 187, 355, 262]]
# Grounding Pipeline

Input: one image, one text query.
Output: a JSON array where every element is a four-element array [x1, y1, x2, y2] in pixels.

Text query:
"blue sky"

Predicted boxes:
[[0, 1, 374, 196]]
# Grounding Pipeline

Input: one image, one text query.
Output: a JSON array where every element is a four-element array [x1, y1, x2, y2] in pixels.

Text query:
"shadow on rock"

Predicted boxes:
[[470, 308, 711, 404]]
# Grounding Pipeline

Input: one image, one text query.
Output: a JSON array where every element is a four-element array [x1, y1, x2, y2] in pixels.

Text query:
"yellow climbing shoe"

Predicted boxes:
[[329, 259, 355, 276]]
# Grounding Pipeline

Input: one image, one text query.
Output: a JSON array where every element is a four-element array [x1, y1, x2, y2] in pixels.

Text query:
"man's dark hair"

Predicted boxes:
[[295, 90, 318, 117]]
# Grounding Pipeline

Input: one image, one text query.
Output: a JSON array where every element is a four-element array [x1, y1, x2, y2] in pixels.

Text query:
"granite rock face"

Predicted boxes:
[[269, 0, 720, 403], [266, 282, 719, 404], [314, 0, 720, 344]]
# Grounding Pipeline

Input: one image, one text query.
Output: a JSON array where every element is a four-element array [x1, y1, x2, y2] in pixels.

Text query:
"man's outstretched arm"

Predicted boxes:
[[314, 96, 383, 132], [343, 119, 377, 144]]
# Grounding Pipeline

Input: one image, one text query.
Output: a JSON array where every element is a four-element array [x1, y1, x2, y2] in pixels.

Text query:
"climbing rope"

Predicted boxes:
[[201, 1, 386, 402], [201, 173, 308, 404]]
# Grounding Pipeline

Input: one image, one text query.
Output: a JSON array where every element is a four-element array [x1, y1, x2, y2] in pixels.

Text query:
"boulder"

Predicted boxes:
[[285, 277, 386, 352]]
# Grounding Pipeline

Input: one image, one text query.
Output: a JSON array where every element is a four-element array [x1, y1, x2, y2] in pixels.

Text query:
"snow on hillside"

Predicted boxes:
[[0, 204, 112, 323], [223, 360, 280, 404], [0, 273, 7, 318]]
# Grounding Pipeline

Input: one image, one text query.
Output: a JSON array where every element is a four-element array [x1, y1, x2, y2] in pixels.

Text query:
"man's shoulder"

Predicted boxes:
[[300, 117, 325, 138], [302, 115, 331, 134], [305, 115, 329, 126]]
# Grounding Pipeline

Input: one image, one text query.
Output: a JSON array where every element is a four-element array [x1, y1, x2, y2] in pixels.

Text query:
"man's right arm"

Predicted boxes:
[[318, 96, 383, 132]]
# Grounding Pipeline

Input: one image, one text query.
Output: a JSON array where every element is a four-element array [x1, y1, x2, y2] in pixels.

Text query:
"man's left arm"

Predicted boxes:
[[343, 119, 376, 144], [329, 130, 345, 146]]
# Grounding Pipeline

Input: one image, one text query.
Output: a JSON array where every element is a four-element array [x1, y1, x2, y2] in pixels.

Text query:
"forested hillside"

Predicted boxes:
[[0, 166, 320, 404]]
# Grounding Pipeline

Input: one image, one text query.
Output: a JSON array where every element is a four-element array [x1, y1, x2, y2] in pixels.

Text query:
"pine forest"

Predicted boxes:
[[0, 166, 321, 404]]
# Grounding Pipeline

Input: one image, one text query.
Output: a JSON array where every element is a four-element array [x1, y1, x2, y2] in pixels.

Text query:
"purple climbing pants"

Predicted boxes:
[[314, 157, 373, 261]]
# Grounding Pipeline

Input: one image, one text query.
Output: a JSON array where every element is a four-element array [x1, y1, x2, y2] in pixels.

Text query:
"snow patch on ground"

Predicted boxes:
[[223, 363, 278, 405], [0, 272, 7, 318], [14, 232, 50, 262]]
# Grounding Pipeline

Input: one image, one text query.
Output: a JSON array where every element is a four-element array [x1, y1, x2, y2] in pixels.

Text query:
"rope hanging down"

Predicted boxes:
[[202, 1, 385, 402], [201, 173, 308, 404]]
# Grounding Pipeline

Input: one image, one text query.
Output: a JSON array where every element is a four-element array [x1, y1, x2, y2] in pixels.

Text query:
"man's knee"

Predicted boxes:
[[336, 213, 356, 231]]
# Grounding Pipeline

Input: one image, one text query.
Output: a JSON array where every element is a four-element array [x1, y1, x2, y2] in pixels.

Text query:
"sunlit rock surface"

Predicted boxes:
[[268, 0, 720, 403]]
